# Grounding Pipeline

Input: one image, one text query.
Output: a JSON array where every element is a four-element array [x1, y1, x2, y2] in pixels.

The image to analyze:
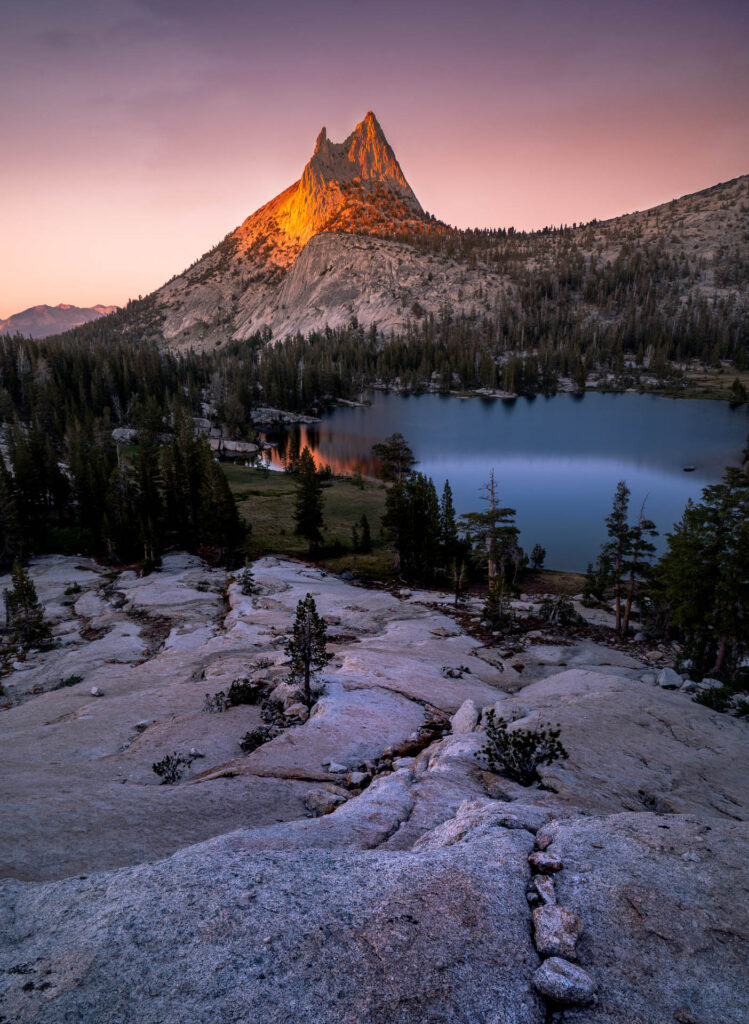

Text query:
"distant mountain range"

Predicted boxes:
[[0, 303, 119, 339]]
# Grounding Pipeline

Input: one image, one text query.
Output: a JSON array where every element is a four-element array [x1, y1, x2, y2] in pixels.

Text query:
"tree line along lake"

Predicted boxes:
[[260, 391, 749, 572]]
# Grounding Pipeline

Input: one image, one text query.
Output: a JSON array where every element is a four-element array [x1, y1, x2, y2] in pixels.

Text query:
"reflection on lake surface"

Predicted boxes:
[[262, 391, 749, 571]]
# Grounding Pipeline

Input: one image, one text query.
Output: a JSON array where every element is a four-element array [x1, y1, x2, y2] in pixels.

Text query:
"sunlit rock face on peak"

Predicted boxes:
[[307, 111, 420, 203], [235, 110, 426, 257], [155, 111, 451, 347]]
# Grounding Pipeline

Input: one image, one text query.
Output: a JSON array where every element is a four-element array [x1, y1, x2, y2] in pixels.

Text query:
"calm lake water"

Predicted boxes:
[[264, 391, 749, 571]]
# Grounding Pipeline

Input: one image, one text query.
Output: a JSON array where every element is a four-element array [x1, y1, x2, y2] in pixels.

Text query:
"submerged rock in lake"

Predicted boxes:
[[1, 554, 747, 1023]]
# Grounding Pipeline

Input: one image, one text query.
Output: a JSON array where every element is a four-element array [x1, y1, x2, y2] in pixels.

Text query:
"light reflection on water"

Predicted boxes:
[[260, 391, 748, 571]]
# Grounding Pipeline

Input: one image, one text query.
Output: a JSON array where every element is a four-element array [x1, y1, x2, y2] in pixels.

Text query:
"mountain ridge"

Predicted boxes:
[[23, 112, 749, 358], [0, 302, 119, 339]]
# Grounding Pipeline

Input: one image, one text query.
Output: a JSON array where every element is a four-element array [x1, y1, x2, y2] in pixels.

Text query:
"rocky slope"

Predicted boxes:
[[144, 110, 747, 352], [0, 303, 118, 338], [1, 555, 747, 1022]]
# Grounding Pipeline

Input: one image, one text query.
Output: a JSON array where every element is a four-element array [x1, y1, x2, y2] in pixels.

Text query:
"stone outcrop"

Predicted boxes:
[[1, 553, 747, 1023]]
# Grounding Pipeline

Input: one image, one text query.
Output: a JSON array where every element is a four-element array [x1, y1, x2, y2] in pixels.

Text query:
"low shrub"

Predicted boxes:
[[53, 674, 83, 689], [693, 686, 734, 712], [239, 727, 270, 753], [203, 678, 264, 713], [152, 752, 192, 785], [538, 596, 583, 627], [480, 709, 568, 786]]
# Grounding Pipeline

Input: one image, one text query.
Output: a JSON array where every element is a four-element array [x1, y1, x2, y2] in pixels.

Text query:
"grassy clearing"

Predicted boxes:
[[521, 570, 586, 597], [223, 464, 393, 575], [674, 365, 749, 402]]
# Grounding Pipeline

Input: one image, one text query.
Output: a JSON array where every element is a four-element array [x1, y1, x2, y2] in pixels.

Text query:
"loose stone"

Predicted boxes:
[[532, 957, 597, 1005], [532, 904, 583, 959]]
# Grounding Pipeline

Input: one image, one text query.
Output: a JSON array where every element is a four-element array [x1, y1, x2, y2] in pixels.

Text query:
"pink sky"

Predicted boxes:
[[1, 0, 748, 317]]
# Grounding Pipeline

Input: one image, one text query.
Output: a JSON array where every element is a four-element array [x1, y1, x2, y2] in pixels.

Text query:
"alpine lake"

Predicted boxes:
[[260, 390, 749, 572]]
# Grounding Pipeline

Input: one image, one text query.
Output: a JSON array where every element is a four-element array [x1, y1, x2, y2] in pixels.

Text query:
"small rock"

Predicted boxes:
[[304, 789, 347, 816], [657, 667, 682, 689], [696, 677, 723, 691], [134, 720, 154, 732], [450, 698, 479, 734], [441, 666, 463, 679], [645, 650, 663, 662], [430, 626, 458, 638], [680, 679, 698, 693], [326, 761, 348, 774], [532, 958, 596, 1005], [533, 904, 583, 959], [90, 686, 104, 697], [284, 702, 309, 719], [340, 571, 354, 581], [531, 875, 556, 905], [529, 850, 563, 873], [392, 756, 414, 769], [634, 631, 645, 641], [189, 748, 205, 759], [535, 835, 553, 851], [345, 771, 371, 789]]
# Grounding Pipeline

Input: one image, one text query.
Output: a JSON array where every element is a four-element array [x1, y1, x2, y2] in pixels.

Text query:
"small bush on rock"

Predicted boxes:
[[480, 709, 568, 786], [203, 690, 229, 713], [152, 752, 192, 784], [203, 678, 264, 712], [54, 674, 83, 690], [239, 727, 270, 753], [227, 679, 262, 705], [693, 686, 735, 713], [538, 596, 583, 627]]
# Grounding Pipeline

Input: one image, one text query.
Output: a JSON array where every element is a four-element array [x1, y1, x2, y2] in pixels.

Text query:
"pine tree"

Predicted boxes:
[[655, 465, 748, 679], [460, 471, 520, 626], [439, 480, 458, 561], [359, 513, 372, 554], [6, 560, 51, 648], [451, 558, 468, 606], [284, 429, 301, 473], [530, 544, 546, 570], [294, 447, 324, 553], [0, 458, 22, 569], [602, 481, 632, 634], [621, 500, 658, 634], [372, 433, 415, 482], [285, 593, 333, 710]]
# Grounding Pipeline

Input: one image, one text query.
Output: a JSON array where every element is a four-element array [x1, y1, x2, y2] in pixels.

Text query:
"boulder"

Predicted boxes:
[[532, 958, 597, 1005], [696, 677, 723, 691], [450, 698, 479, 734], [657, 667, 682, 689], [304, 786, 348, 816]]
